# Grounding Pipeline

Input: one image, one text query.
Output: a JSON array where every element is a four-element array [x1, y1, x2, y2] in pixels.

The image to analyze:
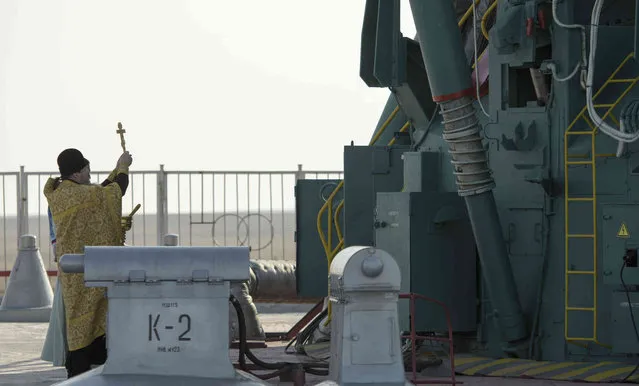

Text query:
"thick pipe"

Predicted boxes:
[[409, 0, 528, 345], [409, 1, 472, 98], [59, 254, 84, 274], [234, 260, 296, 340], [230, 281, 265, 341], [248, 260, 297, 300]]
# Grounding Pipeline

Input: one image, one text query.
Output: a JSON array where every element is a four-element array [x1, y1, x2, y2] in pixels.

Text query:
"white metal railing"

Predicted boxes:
[[0, 171, 20, 278], [0, 165, 343, 292]]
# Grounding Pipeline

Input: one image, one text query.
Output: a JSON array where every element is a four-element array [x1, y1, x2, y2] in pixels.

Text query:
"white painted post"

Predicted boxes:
[[295, 164, 305, 182], [156, 165, 168, 245], [18, 166, 28, 240]]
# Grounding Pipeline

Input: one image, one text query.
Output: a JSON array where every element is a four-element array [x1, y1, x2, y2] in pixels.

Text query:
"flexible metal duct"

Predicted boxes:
[[229, 260, 298, 342], [248, 260, 297, 300], [229, 281, 265, 341]]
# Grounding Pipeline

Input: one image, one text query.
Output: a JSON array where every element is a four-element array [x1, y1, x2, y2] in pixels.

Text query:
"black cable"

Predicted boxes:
[[229, 295, 330, 378], [284, 309, 322, 355], [304, 367, 329, 376], [284, 334, 298, 355], [619, 258, 639, 383], [293, 308, 329, 355], [231, 295, 285, 380]]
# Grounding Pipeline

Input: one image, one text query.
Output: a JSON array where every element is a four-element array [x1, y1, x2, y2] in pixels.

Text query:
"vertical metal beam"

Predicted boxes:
[[635, 0, 639, 61], [373, 0, 404, 87], [360, 0, 381, 87], [156, 164, 168, 245], [360, 0, 405, 87], [18, 166, 28, 238]]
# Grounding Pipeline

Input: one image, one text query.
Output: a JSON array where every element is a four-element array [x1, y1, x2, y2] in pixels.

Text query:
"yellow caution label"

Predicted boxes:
[[618, 222, 631, 238]]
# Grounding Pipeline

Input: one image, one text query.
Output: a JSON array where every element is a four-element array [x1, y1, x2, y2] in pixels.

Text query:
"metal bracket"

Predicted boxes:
[[539, 60, 555, 75], [128, 270, 146, 283], [192, 269, 210, 282]]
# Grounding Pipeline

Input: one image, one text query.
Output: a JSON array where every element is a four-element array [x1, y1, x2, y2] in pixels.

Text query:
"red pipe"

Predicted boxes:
[[0, 270, 58, 277]]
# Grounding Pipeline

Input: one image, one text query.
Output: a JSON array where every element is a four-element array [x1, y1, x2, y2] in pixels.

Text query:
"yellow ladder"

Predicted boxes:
[[564, 52, 639, 345]]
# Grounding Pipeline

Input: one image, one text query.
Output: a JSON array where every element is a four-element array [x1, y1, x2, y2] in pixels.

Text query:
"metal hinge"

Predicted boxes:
[[116, 269, 224, 284], [192, 270, 209, 282], [175, 270, 224, 285], [113, 270, 160, 285]]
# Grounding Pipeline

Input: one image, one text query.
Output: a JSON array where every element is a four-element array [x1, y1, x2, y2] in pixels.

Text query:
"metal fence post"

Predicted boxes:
[[295, 164, 305, 181], [156, 164, 168, 245], [16, 169, 22, 248], [18, 166, 28, 241]]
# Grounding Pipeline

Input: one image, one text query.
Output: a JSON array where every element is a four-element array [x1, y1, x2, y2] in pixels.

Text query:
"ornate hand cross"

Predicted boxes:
[[116, 122, 126, 152]]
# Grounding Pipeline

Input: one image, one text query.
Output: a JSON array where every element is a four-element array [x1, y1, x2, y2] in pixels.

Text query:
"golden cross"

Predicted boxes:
[[116, 122, 126, 152]]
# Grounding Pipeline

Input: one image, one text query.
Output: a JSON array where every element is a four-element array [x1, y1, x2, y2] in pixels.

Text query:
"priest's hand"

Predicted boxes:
[[117, 151, 133, 169]]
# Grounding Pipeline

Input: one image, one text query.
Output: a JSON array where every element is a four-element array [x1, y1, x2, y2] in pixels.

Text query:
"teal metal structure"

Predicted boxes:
[[295, 0, 639, 379]]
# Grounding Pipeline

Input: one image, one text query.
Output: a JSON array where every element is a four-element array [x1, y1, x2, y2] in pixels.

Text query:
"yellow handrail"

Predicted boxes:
[[316, 181, 343, 256], [318, 119, 413, 327], [563, 52, 638, 349], [317, 103, 400, 255], [369, 106, 400, 146], [317, 103, 404, 258], [481, 1, 498, 40], [387, 121, 412, 146], [329, 119, 411, 252], [331, 119, 411, 247], [459, 0, 482, 28], [333, 200, 345, 243]]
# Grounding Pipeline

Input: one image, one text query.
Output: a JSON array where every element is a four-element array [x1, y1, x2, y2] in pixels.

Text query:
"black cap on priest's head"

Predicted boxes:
[[57, 148, 89, 177]]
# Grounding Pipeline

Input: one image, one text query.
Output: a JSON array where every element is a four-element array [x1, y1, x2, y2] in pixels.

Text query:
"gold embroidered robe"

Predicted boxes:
[[43, 174, 123, 351]]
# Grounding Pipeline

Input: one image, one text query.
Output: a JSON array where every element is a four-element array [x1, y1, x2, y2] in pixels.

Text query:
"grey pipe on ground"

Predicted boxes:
[[248, 260, 297, 300], [229, 260, 298, 341], [229, 281, 265, 341]]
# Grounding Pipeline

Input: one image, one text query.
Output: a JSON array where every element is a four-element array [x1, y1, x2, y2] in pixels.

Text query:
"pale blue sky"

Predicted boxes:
[[0, 0, 418, 173]]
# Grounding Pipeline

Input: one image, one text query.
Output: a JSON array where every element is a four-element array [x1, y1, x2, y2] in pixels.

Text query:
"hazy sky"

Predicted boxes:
[[0, 0, 418, 173]]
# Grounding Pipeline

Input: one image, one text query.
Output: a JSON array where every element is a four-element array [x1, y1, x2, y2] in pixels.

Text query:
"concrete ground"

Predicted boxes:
[[0, 303, 628, 386]]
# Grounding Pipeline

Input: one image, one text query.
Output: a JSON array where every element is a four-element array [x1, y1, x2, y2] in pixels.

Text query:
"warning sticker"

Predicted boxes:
[[617, 222, 631, 238]]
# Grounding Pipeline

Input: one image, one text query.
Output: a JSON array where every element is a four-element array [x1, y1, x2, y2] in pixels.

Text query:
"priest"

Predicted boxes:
[[43, 148, 132, 378]]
